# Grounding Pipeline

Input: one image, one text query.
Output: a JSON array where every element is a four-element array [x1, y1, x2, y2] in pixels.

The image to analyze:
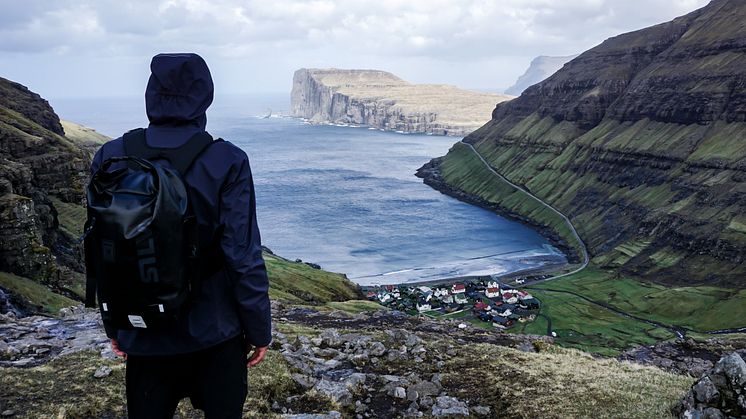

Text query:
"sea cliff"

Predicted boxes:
[[0, 77, 104, 299], [291, 68, 513, 136]]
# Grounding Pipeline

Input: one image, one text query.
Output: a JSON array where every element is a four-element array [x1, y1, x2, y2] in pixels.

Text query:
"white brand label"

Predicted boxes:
[[128, 315, 148, 328], [102, 303, 108, 312]]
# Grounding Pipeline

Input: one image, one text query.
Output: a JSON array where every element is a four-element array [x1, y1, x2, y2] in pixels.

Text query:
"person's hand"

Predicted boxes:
[[247, 345, 268, 367], [111, 338, 127, 359]]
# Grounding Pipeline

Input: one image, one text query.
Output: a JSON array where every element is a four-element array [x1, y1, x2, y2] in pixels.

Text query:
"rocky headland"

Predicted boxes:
[[290, 69, 513, 136], [504, 55, 579, 96]]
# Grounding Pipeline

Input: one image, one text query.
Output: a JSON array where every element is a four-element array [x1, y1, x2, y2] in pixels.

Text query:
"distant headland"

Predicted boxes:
[[290, 68, 513, 136]]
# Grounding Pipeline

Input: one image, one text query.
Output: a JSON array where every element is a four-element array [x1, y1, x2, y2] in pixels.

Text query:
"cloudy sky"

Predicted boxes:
[[0, 0, 710, 98]]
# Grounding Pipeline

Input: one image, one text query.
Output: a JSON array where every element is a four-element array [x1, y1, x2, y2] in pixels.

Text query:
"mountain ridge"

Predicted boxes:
[[421, 0, 746, 286]]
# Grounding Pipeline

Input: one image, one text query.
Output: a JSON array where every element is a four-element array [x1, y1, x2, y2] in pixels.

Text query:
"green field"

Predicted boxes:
[[503, 265, 746, 355], [521, 289, 675, 356], [531, 267, 746, 332]]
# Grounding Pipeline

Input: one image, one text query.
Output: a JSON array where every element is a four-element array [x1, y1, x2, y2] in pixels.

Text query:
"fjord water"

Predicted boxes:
[[52, 94, 565, 285]]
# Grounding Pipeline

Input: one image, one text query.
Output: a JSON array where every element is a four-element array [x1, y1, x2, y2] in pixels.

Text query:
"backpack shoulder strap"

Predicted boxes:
[[123, 128, 219, 175]]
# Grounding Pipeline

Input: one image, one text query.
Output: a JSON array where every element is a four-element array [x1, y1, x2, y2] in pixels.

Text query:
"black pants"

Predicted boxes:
[[126, 335, 247, 419]]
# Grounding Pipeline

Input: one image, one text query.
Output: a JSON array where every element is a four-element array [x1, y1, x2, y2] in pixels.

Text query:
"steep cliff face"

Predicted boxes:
[[0, 76, 99, 292], [291, 68, 513, 136], [504, 55, 579, 96], [422, 0, 746, 286]]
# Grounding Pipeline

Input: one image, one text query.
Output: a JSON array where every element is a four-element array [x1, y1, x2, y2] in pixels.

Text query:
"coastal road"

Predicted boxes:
[[461, 141, 589, 284]]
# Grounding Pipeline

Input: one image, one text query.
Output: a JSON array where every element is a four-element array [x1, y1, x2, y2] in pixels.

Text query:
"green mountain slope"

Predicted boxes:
[[422, 0, 746, 287]]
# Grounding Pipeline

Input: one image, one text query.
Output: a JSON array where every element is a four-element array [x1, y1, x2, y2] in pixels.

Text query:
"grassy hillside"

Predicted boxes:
[[439, 141, 583, 260], [429, 0, 746, 286], [0, 271, 77, 314]]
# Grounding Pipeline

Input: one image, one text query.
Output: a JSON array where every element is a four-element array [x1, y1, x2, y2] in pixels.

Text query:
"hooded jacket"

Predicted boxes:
[[90, 53, 271, 355]]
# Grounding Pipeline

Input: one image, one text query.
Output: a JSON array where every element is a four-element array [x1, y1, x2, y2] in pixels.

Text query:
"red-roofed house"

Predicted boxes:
[[485, 287, 500, 298], [451, 283, 466, 294]]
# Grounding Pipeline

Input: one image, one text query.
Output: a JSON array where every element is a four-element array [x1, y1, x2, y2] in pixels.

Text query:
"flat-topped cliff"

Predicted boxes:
[[291, 68, 513, 136]]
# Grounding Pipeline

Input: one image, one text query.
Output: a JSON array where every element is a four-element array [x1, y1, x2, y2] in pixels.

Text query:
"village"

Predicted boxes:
[[362, 277, 541, 330]]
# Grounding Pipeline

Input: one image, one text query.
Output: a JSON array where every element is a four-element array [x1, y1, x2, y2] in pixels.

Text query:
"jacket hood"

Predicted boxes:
[[145, 53, 213, 129]]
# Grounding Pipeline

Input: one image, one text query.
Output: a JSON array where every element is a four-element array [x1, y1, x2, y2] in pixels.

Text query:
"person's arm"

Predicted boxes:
[[219, 152, 272, 351]]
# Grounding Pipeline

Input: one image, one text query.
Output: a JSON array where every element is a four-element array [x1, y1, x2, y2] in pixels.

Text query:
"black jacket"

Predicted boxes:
[[90, 53, 271, 355]]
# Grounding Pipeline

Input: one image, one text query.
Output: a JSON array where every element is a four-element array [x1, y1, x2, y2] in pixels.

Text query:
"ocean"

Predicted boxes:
[[50, 94, 565, 285]]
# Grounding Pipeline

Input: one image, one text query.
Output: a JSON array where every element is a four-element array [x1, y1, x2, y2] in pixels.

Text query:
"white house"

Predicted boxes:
[[378, 292, 393, 304], [496, 308, 513, 317], [417, 300, 432, 312]]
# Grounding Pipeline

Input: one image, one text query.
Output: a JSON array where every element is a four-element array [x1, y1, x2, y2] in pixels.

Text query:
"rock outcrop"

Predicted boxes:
[[421, 0, 746, 285], [291, 68, 513, 136], [0, 76, 107, 297], [674, 352, 746, 418], [504, 55, 579, 96]]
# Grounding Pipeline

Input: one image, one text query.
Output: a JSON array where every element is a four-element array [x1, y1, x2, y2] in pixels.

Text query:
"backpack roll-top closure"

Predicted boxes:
[[88, 156, 162, 240]]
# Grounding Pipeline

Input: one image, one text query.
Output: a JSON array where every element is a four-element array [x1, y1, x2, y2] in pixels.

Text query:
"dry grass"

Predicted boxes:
[[442, 343, 693, 419], [0, 350, 299, 419]]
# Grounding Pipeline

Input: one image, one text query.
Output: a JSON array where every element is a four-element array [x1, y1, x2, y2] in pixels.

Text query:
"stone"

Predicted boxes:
[[713, 353, 746, 389], [281, 412, 342, 419], [702, 407, 726, 419], [431, 396, 469, 417], [291, 373, 318, 389], [406, 387, 419, 401], [320, 329, 343, 348], [93, 365, 112, 378], [405, 401, 422, 418], [409, 381, 440, 397], [314, 379, 353, 406], [393, 386, 407, 399], [368, 341, 386, 357], [386, 329, 422, 348], [350, 353, 369, 367], [1, 410, 15, 417], [693, 376, 719, 404], [472, 406, 491, 416]]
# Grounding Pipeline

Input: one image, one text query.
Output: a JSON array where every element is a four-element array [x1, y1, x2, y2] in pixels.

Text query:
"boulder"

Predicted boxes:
[[674, 352, 746, 418], [431, 396, 469, 417]]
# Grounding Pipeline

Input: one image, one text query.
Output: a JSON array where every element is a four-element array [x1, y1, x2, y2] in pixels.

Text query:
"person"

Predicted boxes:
[[89, 53, 271, 418]]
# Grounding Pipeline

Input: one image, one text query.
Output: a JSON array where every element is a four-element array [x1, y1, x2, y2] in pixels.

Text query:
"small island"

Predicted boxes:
[[291, 68, 513, 136]]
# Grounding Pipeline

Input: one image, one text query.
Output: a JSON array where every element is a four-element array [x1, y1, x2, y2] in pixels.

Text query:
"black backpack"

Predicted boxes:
[[83, 128, 222, 330]]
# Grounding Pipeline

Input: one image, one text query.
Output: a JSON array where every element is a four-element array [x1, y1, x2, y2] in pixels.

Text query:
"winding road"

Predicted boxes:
[[461, 141, 589, 283]]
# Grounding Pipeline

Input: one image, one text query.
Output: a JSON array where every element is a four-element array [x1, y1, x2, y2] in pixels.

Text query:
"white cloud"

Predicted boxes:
[[0, 0, 712, 96]]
